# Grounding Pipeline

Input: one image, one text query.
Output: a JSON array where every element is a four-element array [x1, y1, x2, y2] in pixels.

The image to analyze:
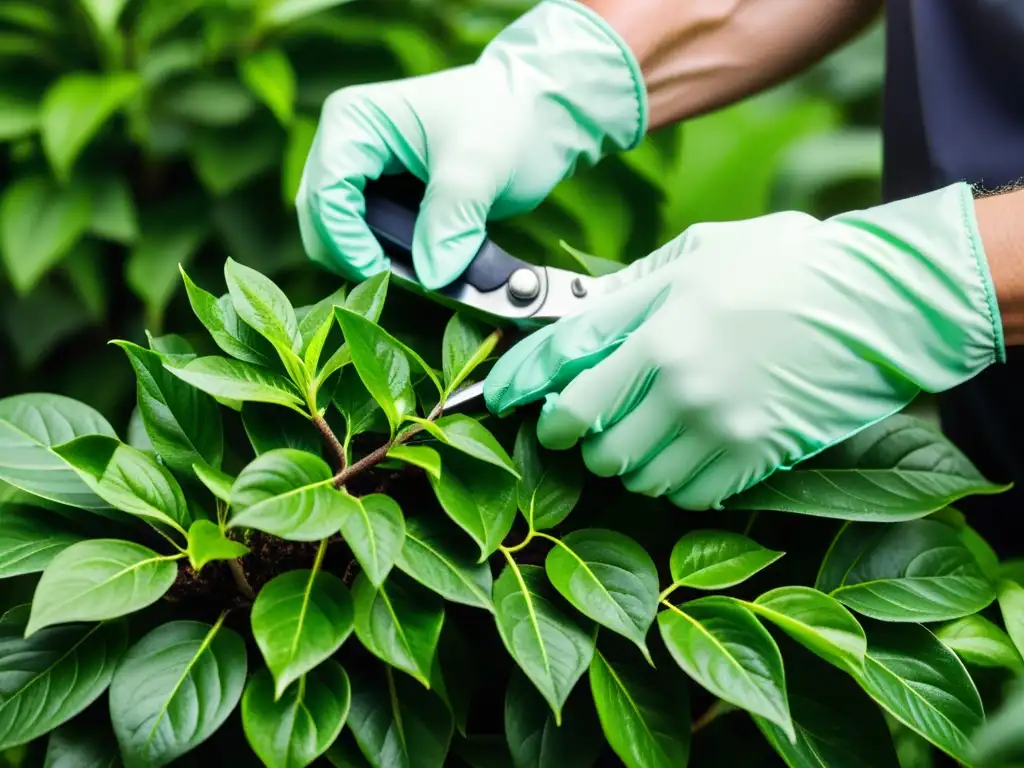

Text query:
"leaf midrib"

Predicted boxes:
[[0, 622, 104, 714], [404, 531, 489, 608]]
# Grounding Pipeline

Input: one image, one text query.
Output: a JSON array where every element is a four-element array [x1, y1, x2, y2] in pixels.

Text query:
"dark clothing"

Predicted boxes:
[[883, 0, 1023, 555]]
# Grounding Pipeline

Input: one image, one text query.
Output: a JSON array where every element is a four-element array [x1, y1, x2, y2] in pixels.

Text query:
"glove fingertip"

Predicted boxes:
[[536, 394, 586, 451]]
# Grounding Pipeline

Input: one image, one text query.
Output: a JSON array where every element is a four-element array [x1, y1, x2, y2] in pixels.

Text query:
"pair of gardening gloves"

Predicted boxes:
[[296, 0, 1005, 510]]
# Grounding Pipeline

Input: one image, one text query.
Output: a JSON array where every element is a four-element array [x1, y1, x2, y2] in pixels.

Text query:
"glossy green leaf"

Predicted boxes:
[[0, 394, 117, 511], [817, 520, 995, 622], [114, 341, 223, 476], [492, 563, 595, 725], [343, 270, 389, 322], [505, 668, 601, 768], [109, 620, 247, 768], [229, 449, 344, 541], [851, 622, 983, 765], [0, 506, 83, 578], [252, 567, 353, 699], [180, 268, 276, 366], [336, 492, 405, 587], [40, 72, 139, 181], [396, 515, 493, 611], [935, 614, 1024, 673], [299, 286, 347, 367], [726, 415, 1010, 521], [441, 314, 498, 393], [658, 596, 794, 740], [429, 447, 517, 561], [971, 679, 1024, 766], [513, 419, 583, 530], [193, 463, 234, 504], [27, 539, 178, 635], [545, 529, 658, 662], [347, 665, 452, 768], [167, 357, 304, 411], [352, 570, 444, 687], [53, 435, 190, 534], [243, 662, 350, 768], [225, 257, 301, 353], [186, 520, 248, 572], [668, 529, 784, 591], [239, 47, 295, 125], [334, 308, 418, 432], [434, 415, 518, 477], [589, 648, 690, 768], [997, 578, 1024, 660], [747, 586, 866, 672], [0, 175, 91, 294], [283, 116, 317, 206], [259, 0, 357, 27], [44, 718, 121, 768], [386, 445, 441, 478], [332, 369, 387, 440], [0, 609, 127, 751]]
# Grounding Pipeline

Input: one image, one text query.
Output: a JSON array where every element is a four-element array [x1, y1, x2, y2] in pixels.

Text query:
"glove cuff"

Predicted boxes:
[[480, 0, 649, 158]]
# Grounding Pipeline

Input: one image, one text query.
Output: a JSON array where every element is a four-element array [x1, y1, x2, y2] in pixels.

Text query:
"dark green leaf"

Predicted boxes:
[[186, 520, 248, 572], [333, 369, 387, 440], [726, 415, 1010, 521], [179, 267, 276, 366], [242, 662, 350, 768], [193, 463, 234, 504], [396, 515, 493, 611], [225, 257, 301, 353], [658, 596, 793, 740], [492, 563, 595, 724], [109, 620, 247, 768], [26, 539, 178, 635], [44, 719, 120, 768], [160, 77, 256, 126], [87, 174, 138, 244], [167, 357, 304, 412], [935, 614, 1024, 673], [434, 415, 518, 477], [0, 610, 127, 751], [352, 570, 444, 687], [0, 93, 37, 141], [668, 529, 784, 590], [299, 286, 347, 369], [336, 492, 405, 588], [513, 420, 583, 530], [0, 394, 117, 511], [242, 402, 321, 457], [251, 567, 353, 698], [430, 623, 474, 736], [817, 520, 995, 622], [505, 668, 601, 768], [239, 48, 295, 125], [545, 529, 658, 661], [0, 506, 83, 578]]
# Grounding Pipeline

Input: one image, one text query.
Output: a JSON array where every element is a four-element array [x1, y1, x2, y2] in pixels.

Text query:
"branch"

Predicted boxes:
[[313, 414, 347, 472], [227, 559, 256, 601]]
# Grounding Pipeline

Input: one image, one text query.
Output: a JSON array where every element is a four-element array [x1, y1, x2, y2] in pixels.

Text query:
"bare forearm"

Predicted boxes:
[[975, 189, 1024, 346], [584, 0, 883, 130]]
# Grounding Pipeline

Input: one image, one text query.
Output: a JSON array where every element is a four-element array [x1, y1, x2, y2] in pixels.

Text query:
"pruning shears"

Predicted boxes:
[[362, 181, 604, 414]]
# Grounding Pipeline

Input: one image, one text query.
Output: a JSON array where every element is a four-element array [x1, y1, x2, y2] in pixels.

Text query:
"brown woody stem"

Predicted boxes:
[[313, 414, 347, 472]]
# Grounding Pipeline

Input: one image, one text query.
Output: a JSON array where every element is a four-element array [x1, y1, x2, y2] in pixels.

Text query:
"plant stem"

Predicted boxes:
[[313, 414, 347, 472], [501, 528, 536, 554], [228, 559, 256, 601], [658, 582, 682, 603], [691, 700, 737, 733]]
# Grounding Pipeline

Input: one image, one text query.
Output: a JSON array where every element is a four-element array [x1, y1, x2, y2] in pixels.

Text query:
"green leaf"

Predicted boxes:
[[589, 648, 690, 768], [242, 402, 321, 457], [114, 341, 223, 476], [817, 519, 995, 622], [0, 612, 127, 751], [351, 570, 444, 687], [52, 435, 190, 534], [347, 665, 452, 768], [850, 622, 983, 765], [492, 563, 595, 725], [40, 72, 139, 181], [77, 0, 129, 35], [0, 175, 91, 294], [259, 0, 357, 28], [747, 586, 866, 672], [429, 623, 473, 737], [251, 567, 353, 699], [283, 116, 317, 206], [87, 173, 137, 244], [334, 308, 417, 433], [0, 394, 117, 511], [545, 529, 658, 662], [429, 447, 517, 561], [386, 445, 441, 479], [242, 662, 350, 768], [179, 267, 276, 366], [193, 463, 234, 504], [971, 679, 1024, 767], [753, 645, 900, 768], [167, 357, 304, 412], [160, 77, 255, 126], [668, 529, 784, 591], [935, 614, 1024, 674], [225, 257, 301, 353], [395, 515, 493, 611], [513, 419, 583, 530], [0, 92, 37, 141], [335, 492, 405, 588], [299, 286, 347, 369], [0, 507, 83, 578], [441, 314, 498, 393], [725, 414, 1010, 521], [229, 449, 344, 541], [64, 240, 108, 321], [343, 271, 389, 323], [109, 620, 247, 768], [186, 520, 248, 572], [26, 539, 178, 635], [505, 668, 602, 768], [332, 369, 387, 440], [658, 596, 794, 740], [434, 415, 518, 477], [239, 48, 295, 126], [997, 578, 1024, 660], [44, 719, 121, 768]]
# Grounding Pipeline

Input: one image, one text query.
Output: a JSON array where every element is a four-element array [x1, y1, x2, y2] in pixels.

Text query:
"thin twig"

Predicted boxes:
[[228, 559, 256, 600], [691, 700, 736, 733], [313, 414, 347, 472]]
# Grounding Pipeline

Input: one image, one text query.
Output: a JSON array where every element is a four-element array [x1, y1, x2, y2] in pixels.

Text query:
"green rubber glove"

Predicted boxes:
[[296, 0, 646, 290], [484, 182, 1005, 510]]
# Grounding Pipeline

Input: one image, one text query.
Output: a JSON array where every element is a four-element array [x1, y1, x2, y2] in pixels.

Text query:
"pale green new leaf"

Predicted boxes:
[[239, 47, 295, 126], [225, 257, 301, 353], [193, 463, 234, 504], [935, 614, 1024, 674], [997, 578, 1024, 660], [167, 357, 304, 412], [441, 314, 498, 394], [179, 267, 276, 366], [386, 445, 441, 479], [668, 530, 784, 591], [186, 520, 248, 572]]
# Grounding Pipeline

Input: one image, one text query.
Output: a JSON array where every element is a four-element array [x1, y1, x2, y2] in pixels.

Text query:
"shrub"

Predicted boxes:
[[0, 258, 1021, 767]]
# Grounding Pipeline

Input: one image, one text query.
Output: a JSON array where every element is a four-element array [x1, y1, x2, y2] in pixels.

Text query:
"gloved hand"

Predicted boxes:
[[484, 182, 1005, 510], [296, 0, 646, 290]]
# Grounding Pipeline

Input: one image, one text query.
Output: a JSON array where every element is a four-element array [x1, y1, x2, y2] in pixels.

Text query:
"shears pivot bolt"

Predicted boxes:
[[507, 268, 540, 302]]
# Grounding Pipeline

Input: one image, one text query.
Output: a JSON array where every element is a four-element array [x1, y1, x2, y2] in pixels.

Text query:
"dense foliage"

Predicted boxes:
[[0, 258, 1023, 768]]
